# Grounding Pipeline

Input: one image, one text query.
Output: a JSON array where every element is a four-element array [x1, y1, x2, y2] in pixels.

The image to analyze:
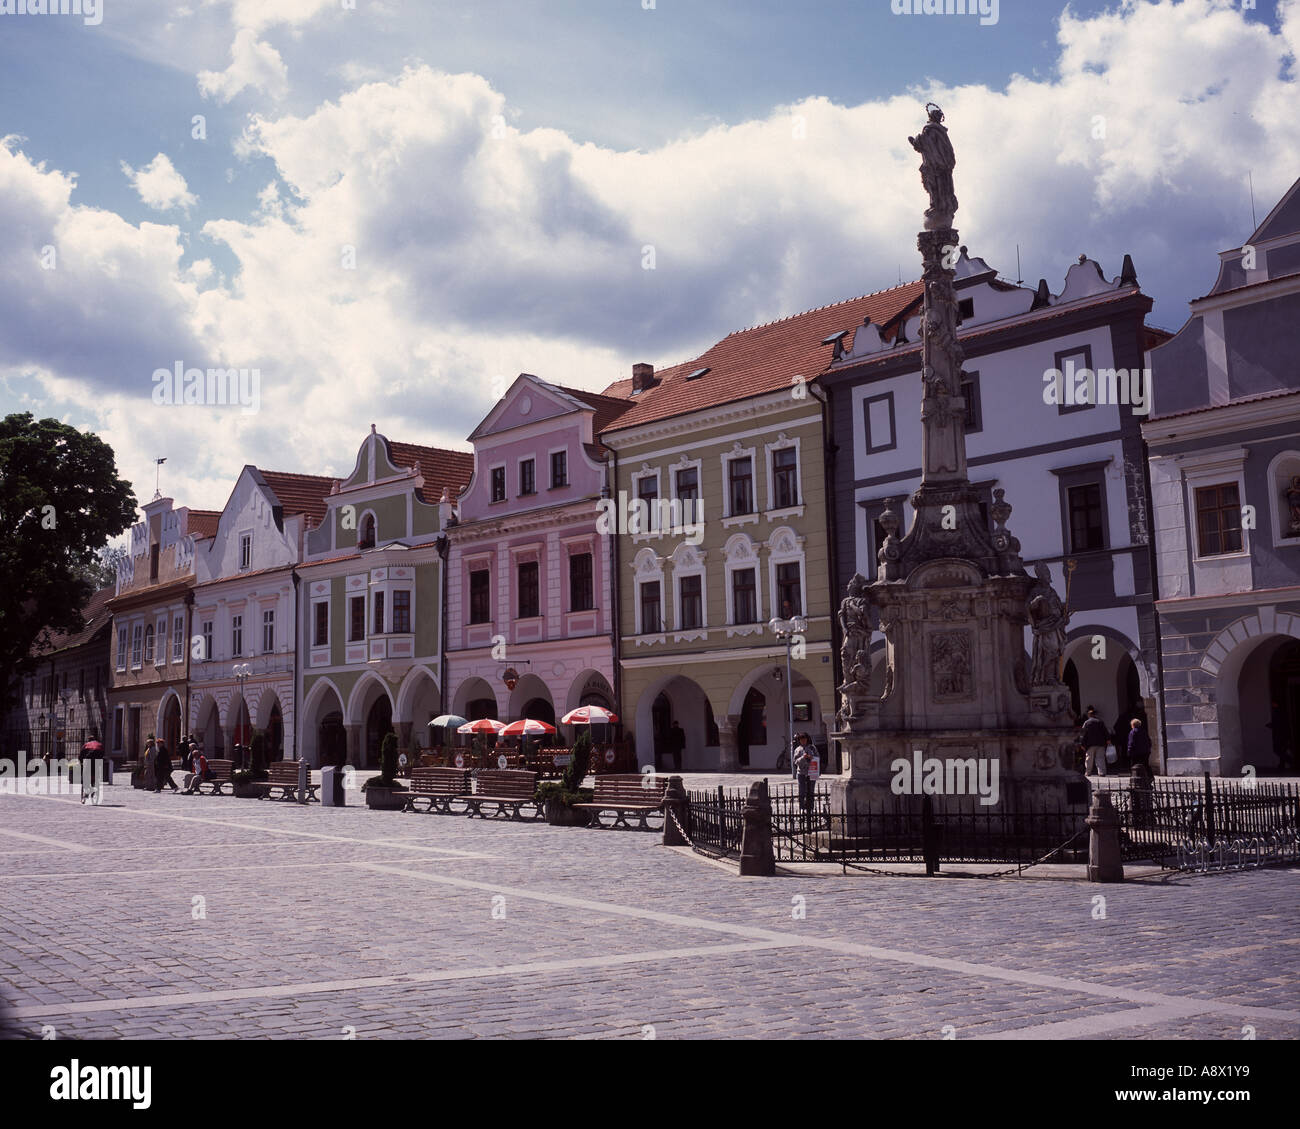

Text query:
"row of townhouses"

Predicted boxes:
[[7, 177, 1300, 778]]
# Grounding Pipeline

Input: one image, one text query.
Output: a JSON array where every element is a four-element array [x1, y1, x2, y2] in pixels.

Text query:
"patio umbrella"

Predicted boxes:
[[500, 719, 557, 737], [560, 706, 619, 725], [456, 719, 506, 735], [80, 739, 104, 753], [429, 714, 468, 730]]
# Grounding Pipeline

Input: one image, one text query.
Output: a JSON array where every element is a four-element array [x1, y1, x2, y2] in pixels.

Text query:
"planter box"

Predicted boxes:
[[365, 784, 407, 811], [232, 780, 267, 799], [544, 797, 592, 827]]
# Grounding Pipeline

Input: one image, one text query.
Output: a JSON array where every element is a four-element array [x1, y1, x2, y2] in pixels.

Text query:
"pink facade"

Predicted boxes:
[[445, 375, 630, 728]]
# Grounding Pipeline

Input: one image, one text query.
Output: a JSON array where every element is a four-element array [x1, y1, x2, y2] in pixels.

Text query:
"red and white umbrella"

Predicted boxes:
[[500, 718, 557, 737], [456, 718, 506, 735], [560, 706, 619, 725]]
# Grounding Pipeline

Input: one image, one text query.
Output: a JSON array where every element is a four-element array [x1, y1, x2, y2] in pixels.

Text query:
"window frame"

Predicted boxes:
[[490, 464, 507, 504], [863, 392, 897, 455], [517, 560, 541, 620], [1194, 482, 1244, 558]]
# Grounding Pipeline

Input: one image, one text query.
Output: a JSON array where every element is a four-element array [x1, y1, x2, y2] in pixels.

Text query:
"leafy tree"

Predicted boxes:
[[81, 541, 130, 589], [0, 414, 136, 710]]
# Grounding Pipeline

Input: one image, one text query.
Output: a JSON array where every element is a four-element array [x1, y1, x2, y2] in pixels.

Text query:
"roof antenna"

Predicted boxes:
[[1015, 244, 1023, 286], [898, 264, 902, 285], [1248, 170, 1257, 230]]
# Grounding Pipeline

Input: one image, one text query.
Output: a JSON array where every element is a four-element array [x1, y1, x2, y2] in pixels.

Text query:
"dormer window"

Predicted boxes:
[[358, 514, 376, 550]]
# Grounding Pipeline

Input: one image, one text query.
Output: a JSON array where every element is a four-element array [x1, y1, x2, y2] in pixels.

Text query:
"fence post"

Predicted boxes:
[[739, 779, 775, 876], [1203, 771, 1215, 848], [921, 796, 940, 876], [663, 776, 689, 846], [1086, 790, 1124, 883]]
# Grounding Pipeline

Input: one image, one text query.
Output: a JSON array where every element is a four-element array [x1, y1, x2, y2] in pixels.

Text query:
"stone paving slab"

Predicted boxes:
[[0, 781, 1296, 1040]]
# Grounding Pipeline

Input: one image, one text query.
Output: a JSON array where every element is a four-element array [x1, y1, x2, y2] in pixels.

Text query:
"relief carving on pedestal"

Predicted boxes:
[[929, 630, 973, 701]]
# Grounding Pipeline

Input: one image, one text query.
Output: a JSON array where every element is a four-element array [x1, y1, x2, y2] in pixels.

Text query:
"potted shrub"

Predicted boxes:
[[231, 768, 266, 799], [540, 731, 593, 826], [363, 732, 407, 810]]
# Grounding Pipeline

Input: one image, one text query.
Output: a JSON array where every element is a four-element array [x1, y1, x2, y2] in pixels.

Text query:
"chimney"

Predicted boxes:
[[632, 362, 656, 393]]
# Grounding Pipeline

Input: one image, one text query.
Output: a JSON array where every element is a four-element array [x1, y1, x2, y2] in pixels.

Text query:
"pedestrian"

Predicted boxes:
[[793, 733, 816, 825], [1126, 719, 1152, 775], [1080, 707, 1110, 777], [154, 738, 178, 792], [668, 720, 685, 773], [183, 748, 211, 794], [140, 736, 157, 792]]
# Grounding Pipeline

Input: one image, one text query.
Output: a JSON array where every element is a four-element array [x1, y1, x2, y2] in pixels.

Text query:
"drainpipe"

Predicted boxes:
[[608, 447, 624, 750], [437, 532, 449, 718], [814, 381, 843, 773], [291, 568, 300, 760]]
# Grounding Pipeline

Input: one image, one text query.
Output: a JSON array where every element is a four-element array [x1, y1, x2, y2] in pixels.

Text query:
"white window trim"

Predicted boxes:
[[171, 613, 185, 663], [631, 548, 666, 644], [311, 597, 330, 648], [767, 525, 808, 619], [231, 611, 245, 659], [1265, 449, 1300, 550], [764, 433, 805, 521], [201, 619, 213, 662], [563, 534, 597, 613], [630, 464, 664, 543], [465, 551, 495, 628], [153, 616, 167, 666], [131, 623, 143, 670], [262, 606, 276, 654], [517, 454, 538, 498], [116, 626, 128, 672], [509, 543, 545, 621], [670, 542, 708, 642], [668, 453, 703, 536], [720, 441, 759, 527], [722, 534, 764, 638], [1183, 450, 1250, 563]]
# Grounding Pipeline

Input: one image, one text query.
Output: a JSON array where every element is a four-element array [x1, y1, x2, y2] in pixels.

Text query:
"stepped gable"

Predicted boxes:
[[598, 281, 924, 432]]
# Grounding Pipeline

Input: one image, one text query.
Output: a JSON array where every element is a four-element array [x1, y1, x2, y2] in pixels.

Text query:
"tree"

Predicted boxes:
[[0, 414, 136, 710], [80, 541, 130, 589]]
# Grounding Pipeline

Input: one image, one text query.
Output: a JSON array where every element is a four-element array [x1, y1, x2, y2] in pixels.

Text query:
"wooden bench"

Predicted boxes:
[[191, 759, 235, 796], [261, 760, 319, 802], [573, 774, 669, 830], [403, 767, 473, 814], [464, 770, 542, 821]]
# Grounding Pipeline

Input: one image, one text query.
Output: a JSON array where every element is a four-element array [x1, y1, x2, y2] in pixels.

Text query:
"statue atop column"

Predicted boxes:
[[908, 103, 958, 232]]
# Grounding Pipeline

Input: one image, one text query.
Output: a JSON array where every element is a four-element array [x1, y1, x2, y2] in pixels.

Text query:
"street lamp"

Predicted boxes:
[[768, 613, 808, 774], [233, 663, 252, 766]]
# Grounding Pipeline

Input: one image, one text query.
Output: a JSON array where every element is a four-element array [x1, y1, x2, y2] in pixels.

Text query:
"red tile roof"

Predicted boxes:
[[186, 509, 221, 541], [548, 383, 636, 434], [600, 282, 924, 431], [35, 584, 115, 656], [258, 471, 336, 527], [387, 441, 475, 504]]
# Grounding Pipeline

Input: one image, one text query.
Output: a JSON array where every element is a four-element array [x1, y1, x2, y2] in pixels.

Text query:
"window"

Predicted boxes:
[[772, 447, 799, 509], [143, 625, 154, 665], [358, 515, 376, 550], [518, 561, 540, 619], [1054, 346, 1095, 415], [469, 569, 490, 624], [776, 562, 803, 616], [392, 590, 411, 633], [675, 467, 699, 506], [636, 474, 659, 531], [113, 707, 123, 753], [116, 627, 128, 671], [1196, 483, 1244, 557], [239, 533, 252, 570], [1067, 483, 1106, 552], [640, 580, 662, 634], [314, 602, 329, 647], [960, 371, 982, 434], [202, 620, 213, 661], [373, 591, 385, 635], [149, 543, 159, 581], [679, 575, 703, 630], [131, 624, 143, 668], [491, 467, 506, 503], [863, 394, 896, 454], [728, 457, 754, 516], [519, 458, 536, 496], [550, 450, 568, 488], [958, 297, 974, 321], [349, 596, 365, 641], [231, 614, 243, 657], [570, 553, 593, 612], [262, 608, 275, 653], [172, 615, 184, 662], [78, 669, 85, 700], [732, 567, 757, 624]]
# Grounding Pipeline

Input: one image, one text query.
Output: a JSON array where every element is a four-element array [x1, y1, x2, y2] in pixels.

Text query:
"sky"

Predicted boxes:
[[1, 0, 1297, 520]]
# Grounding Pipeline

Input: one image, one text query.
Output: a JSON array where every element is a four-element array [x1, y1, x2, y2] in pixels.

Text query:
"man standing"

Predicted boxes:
[[668, 720, 686, 772], [793, 733, 816, 825], [1080, 707, 1109, 777]]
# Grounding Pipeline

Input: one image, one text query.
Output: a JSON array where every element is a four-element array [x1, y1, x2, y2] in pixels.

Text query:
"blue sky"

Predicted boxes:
[[0, 0, 1296, 514]]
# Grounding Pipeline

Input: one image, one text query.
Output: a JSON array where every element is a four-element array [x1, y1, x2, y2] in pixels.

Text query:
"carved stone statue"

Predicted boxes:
[[908, 103, 958, 231], [1027, 561, 1069, 686], [838, 574, 871, 675], [1286, 475, 1300, 535]]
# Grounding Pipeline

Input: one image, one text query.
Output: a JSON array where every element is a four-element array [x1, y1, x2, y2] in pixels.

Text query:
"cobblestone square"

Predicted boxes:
[[0, 781, 1297, 1041]]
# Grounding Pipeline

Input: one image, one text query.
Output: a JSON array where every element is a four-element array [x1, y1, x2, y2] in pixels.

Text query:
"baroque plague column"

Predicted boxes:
[[832, 105, 1082, 814]]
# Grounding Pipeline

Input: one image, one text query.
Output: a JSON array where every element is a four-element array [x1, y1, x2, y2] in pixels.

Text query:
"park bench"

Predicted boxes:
[[464, 769, 542, 821], [193, 759, 235, 796], [262, 760, 319, 802], [573, 773, 669, 831], [403, 767, 473, 814]]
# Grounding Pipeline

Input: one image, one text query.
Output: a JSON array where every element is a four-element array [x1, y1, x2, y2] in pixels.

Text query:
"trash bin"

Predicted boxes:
[[321, 765, 345, 807]]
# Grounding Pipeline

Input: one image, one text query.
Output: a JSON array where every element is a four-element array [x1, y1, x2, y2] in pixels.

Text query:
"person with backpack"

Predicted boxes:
[[1080, 707, 1110, 777]]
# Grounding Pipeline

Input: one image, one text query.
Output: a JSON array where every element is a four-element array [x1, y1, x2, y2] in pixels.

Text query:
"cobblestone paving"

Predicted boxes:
[[0, 781, 1296, 1040]]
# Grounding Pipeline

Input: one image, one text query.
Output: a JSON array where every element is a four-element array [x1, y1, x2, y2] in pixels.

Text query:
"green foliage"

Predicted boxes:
[[379, 731, 398, 784], [535, 782, 594, 806], [563, 729, 592, 792], [0, 414, 136, 712], [249, 730, 268, 780]]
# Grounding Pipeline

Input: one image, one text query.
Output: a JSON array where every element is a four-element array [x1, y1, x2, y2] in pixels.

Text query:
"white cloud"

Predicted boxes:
[[198, 28, 289, 103], [120, 153, 198, 213]]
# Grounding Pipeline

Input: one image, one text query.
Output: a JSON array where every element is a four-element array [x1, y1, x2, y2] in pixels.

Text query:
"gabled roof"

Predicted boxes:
[[1248, 175, 1300, 245], [186, 509, 221, 541], [386, 441, 475, 504], [257, 470, 336, 527], [600, 281, 924, 431], [546, 383, 635, 434], [34, 584, 115, 657]]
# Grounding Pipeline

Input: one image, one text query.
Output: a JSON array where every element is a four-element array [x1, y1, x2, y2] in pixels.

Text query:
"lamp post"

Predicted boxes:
[[768, 613, 808, 773], [233, 663, 252, 767]]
